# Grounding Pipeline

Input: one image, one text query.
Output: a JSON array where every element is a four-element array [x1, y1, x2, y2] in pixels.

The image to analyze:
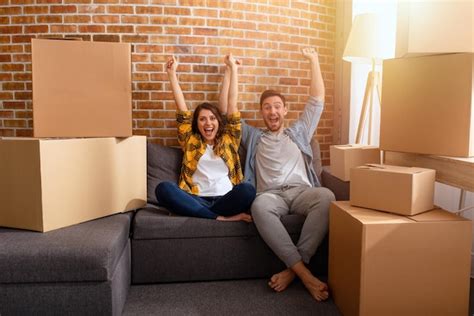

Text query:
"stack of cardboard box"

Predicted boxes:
[[329, 3, 473, 315], [0, 39, 147, 232], [330, 163, 471, 316]]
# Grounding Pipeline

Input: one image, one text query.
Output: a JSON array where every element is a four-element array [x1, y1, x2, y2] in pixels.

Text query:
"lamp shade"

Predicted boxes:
[[343, 13, 382, 64]]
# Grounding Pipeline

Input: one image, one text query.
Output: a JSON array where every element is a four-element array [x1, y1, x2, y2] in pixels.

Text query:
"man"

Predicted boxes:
[[241, 48, 335, 301]]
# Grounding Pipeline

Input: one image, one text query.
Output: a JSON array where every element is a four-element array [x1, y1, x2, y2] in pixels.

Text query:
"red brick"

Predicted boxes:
[[50, 5, 77, 13], [179, 36, 205, 45], [165, 45, 191, 54], [107, 25, 134, 33], [51, 25, 78, 33], [0, 73, 12, 81], [123, 35, 149, 43], [179, 17, 205, 26], [93, 34, 120, 42], [164, 7, 190, 15], [2, 64, 24, 72], [92, 15, 119, 23], [122, 15, 148, 24], [0, 6, 21, 14], [14, 92, 32, 100], [0, 110, 14, 118], [137, 101, 164, 109], [135, 6, 162, 14], [78, 5, 105, 13], [3, 101, 25, 109], [0, 129, 15, 136], [11, 16, 35, 24], [107, 5, 133, 14], [16, 129, 34, 137], [193, 28, 217, 36], [24, 6, 48, 14], [0, 26, 22, 34], [79, 25, 105, 32], [192, 46, 217, 55], [150, 16, 177, 25], [64, 15, 91, 23], [136, 26, 163, 34], [25, 25, 49, 33]]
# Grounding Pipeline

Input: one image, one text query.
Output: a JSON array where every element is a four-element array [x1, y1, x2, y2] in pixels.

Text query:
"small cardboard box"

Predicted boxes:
[[329, 201, 472, 316], [32, 38, 132, 137], [380, 53, 474, 157], [350, 164, 435, 216], [396, 1, 473, 57], [0, 136, 146, 232], [329, 145, 380, 181]]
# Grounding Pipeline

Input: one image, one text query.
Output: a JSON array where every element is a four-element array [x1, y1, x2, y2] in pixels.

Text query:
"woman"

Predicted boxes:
[[155, 54, 256, 222]]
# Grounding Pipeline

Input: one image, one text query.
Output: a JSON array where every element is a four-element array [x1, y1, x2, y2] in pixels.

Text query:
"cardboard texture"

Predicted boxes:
[[32, 38, 132, 137], [0, 136, 146, 232], [380, 53, 474, 157], [329, 201, 472, 316], [396, 1, 473, 57], [329, 145, 380, 181], [350, 164, 435, 216]]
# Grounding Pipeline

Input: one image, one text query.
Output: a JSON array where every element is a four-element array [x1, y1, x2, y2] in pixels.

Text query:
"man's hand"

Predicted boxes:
[[166, 55, 178, 75], [302, 47, 319, 63]]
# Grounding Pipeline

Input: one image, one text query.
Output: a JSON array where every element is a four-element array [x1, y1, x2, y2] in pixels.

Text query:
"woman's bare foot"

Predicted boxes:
[[216, 212, 252, 223], [268, 268, 295, 292], [300, 275, 329, 301]]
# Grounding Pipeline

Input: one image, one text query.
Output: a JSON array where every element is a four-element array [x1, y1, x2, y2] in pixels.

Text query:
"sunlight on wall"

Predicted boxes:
[[348, 0, 397, 145]]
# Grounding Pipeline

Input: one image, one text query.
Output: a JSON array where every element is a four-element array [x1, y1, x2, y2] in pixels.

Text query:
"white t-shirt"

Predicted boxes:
[[255, 130, 311, 192], [192, 144, 233, 196]]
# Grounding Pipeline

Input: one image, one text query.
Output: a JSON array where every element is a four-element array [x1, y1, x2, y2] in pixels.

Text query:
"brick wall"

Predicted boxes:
[[0, 0, 336, 165]]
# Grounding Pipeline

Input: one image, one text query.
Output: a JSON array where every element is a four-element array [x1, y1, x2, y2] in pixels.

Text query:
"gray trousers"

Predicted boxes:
[[251, 185, 335, 268]]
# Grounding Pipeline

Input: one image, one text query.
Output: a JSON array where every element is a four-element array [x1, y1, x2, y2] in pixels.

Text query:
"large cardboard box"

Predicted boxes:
[[329, 145, 380, 181], [329, 201, 472, 316], [32, 39, 132, 137], [396, 1, 473, 57], [380, 53, 474, 157], [0, 136, 146, 232], [350, 164, 435, 216]]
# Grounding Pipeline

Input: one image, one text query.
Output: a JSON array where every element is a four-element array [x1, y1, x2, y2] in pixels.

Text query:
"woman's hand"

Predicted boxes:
[[224, 53, 241, 69], [166, 55, 178, 76]]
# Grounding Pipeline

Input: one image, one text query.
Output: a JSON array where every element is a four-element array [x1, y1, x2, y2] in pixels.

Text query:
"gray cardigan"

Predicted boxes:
[[241, 96, 324, 189]]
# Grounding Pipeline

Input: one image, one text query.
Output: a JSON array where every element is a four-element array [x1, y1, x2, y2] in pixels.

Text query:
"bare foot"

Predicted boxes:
[[216, 212, 252, 223], [301, 275, 329, 301], [268, 268, 295, 292]]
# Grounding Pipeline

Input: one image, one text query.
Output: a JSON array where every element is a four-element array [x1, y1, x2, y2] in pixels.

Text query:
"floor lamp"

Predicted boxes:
[[343, 13, 383, 145]]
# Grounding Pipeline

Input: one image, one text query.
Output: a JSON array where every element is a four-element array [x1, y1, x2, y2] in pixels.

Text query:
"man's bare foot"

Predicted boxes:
[[301, 275, 329, 301], [216, 212, 252, 223], [268, 268, 295, 292]]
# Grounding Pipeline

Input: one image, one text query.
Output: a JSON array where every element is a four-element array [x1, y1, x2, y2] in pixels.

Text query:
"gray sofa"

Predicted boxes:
[[0, 142, 349, 315]]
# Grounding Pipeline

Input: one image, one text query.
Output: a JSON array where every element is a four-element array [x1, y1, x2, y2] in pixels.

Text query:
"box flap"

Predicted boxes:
[[358, 163, 434, 175], [334, 144, 379, 151], [334, 201, 412, 224], [408, 208, 469, 222]]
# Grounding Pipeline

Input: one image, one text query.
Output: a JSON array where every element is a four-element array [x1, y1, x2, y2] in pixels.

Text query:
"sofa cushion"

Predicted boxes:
[[147, 142, 182, 205], [133, 206, 305, 240], [0, 212, 132, 284]]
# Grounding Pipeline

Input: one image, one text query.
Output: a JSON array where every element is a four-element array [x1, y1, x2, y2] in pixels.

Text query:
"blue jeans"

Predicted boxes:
[[155, 181, 256, 219]]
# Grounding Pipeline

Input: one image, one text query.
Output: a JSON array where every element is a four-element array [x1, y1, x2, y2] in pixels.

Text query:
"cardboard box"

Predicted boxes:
[[0, 136, 146, 232], [396, 1, 473, 57], [329, 145, 380, 181], [380, 53, 474, 157], [329, 201, 471, 316], [350, 164, 435, 216], [32, 38, 132, 137]]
